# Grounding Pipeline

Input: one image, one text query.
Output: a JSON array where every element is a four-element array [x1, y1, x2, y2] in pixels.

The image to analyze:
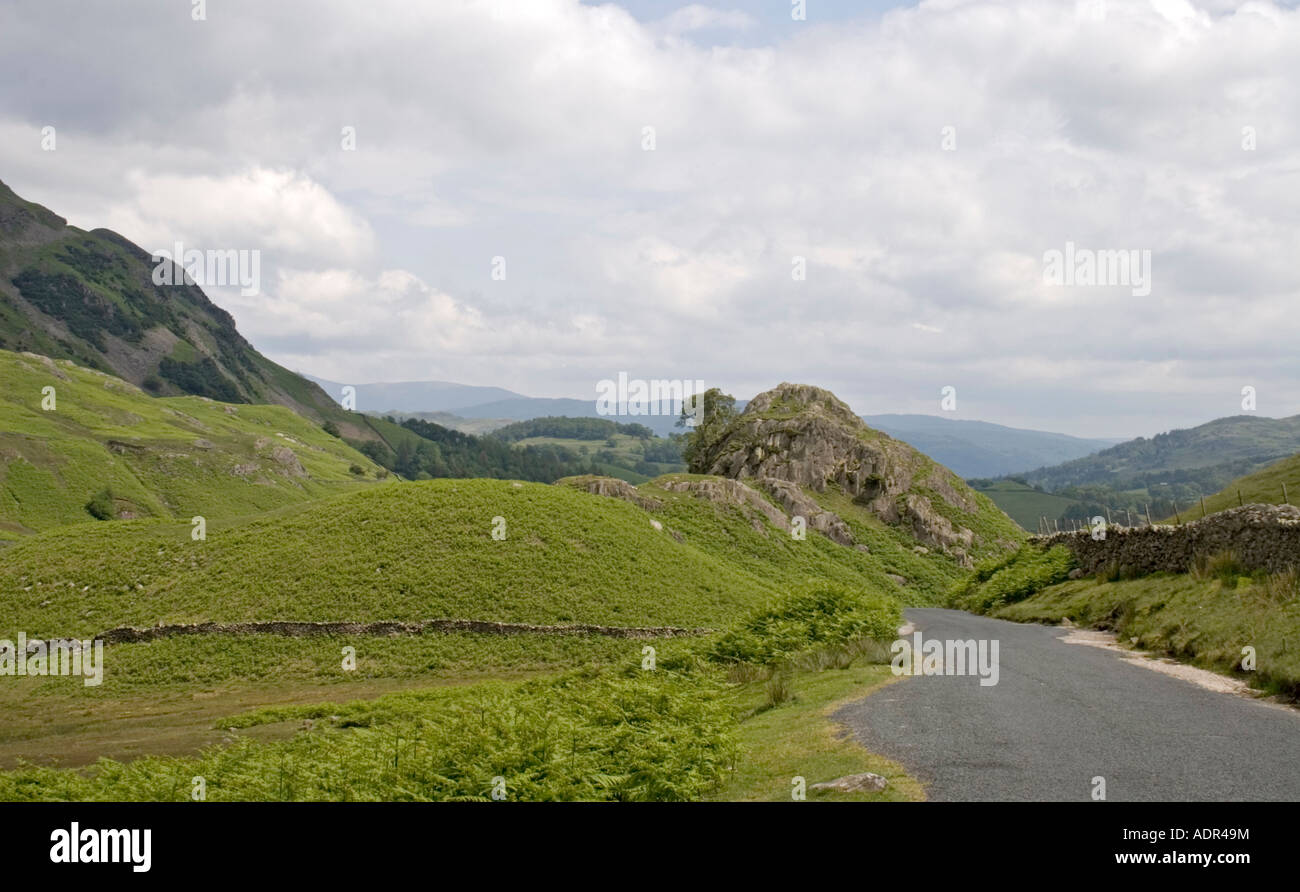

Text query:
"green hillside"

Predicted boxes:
[[1016, 414, 1300, 496], [1178, 451, 1300, 518], [0, 469, 969, 640], [0, 348, 384, 538]]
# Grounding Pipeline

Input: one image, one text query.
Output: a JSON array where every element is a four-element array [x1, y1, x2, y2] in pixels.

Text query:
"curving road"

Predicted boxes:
[[835, 608, 1300, 801]]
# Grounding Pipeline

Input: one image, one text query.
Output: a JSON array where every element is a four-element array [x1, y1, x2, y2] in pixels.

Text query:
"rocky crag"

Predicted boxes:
[[566, 383, 1022, 567]]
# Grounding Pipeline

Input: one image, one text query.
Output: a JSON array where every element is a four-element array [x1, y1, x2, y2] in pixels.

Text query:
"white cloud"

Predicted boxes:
[[103, 168, 375, 267], [0, 0, 1297, 435]]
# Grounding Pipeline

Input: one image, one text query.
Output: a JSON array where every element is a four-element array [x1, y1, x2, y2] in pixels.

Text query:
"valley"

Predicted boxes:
[[0, 180, 1295, 806]]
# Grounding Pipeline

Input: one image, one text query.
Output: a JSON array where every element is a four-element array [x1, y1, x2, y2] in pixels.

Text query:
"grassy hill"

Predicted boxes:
[[0, 348, 384, 538], [1173, 451, 1300, 519], [1, 467, 978, 640]]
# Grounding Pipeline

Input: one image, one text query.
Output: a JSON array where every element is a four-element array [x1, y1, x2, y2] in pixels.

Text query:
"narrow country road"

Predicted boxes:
[[835, 608, 1300, 801]]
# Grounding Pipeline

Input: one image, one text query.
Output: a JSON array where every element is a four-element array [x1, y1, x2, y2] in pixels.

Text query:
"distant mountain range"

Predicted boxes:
[[972, 413, 1300, 531], [304, 375, 687, 437], [859, 414, 1121, 478]]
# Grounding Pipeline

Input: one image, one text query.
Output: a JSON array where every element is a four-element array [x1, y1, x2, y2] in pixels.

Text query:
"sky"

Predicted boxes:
[[1, 0, 1298, 439]]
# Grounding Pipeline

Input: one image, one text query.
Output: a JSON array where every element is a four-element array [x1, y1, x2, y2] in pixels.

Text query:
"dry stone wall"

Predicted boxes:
[[1029, 504, 1300, 575]]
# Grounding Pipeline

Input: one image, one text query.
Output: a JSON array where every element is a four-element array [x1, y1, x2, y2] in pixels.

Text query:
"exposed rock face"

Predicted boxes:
[[270, 445, 308, 478], [1032, 504, 1300, 575], [659, 477, 791, 533], [557, 475, 663, 511], [702, 383, 986, 563], [757, 478, 854, 546]]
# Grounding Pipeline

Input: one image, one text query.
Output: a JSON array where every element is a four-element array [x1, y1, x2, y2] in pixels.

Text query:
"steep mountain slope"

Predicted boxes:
[[860, 413, 1118, 478], [693, 384, 1024, 567], [1016, 414, 1300, 493], [0, 179, 367, 437], [0, 348, 384, 538]]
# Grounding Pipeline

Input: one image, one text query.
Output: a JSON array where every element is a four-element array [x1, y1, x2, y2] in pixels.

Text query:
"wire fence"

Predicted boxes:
[[1036, 483, 1297, 535]]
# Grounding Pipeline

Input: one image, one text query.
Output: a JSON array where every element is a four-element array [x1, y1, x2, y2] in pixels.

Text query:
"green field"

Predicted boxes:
[[970, 479, 1080, 531]]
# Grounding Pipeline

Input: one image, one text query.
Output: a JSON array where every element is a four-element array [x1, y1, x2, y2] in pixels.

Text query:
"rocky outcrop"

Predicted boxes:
[[757, 478, 854, 546], [270, 445, 308, 477], [557, 475, 663, 511], [1031, 504, 1300, 575], [701, 383, 987, 563], [659, 477, 792, 533]]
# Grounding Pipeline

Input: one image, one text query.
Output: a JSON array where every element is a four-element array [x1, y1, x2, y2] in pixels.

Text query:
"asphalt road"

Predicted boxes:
[[835, 608, 1300, 801]]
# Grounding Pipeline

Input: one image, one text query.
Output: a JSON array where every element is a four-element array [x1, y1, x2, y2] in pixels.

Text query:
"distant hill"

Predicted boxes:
[[302, 374, 524, 415], [1017, 415, 1300, 494], [0, 179, 366, 439], [859, 414, 1119, 479], [367, 410, 511, 436], [967, 479, 1081, 532], [441, 397, 684, 437], [0, 349, 384, 539], [303, 376, 686, 437]]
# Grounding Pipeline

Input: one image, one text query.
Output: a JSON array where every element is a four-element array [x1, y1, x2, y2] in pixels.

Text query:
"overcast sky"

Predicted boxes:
[[2, 0, 1298, 438]]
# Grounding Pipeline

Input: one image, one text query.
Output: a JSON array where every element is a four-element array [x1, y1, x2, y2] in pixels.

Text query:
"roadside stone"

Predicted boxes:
[[810, 772, 888, 794]]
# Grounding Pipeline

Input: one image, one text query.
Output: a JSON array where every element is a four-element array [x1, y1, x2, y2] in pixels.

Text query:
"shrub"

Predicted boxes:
[[85, 487, 115, 520], [707, 582, 901, 666], [951, 545, 1074, 612]]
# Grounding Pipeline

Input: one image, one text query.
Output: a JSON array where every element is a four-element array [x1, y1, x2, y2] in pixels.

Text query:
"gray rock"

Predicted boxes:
[[810, 772, 888, 794]]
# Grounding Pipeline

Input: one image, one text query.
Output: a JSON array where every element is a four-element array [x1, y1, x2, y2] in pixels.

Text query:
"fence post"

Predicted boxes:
[[1284, 483, 1290, 506], [1145, 503, 1152, 526], [1238, 489, 1243, 507], [1200, 495, 1206, 518]]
